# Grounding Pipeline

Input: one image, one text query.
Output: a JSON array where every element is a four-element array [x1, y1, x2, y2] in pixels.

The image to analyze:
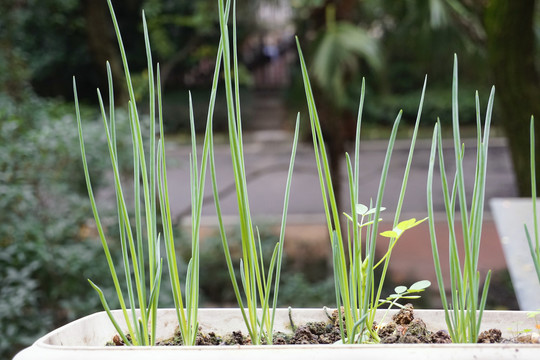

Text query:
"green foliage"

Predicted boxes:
[[143, 0, 217, 57], [310, 4, 381, 109], [209, 0, 300, 345], [379, 280, 431, 309], [427, 55, 494, 343], [365, 87, 487, 127], [288, 0, 489, 133], [76, 0, 160, 346], [1, 0, 236, 101], [176, 226, 336, 308], [138, 0, 258, 92], [0, 0, 93, 98], [377, 0, 486, 89], [297, 36, 428, 344], [0, 94, 128, 358], [73, 0, 218, 345]]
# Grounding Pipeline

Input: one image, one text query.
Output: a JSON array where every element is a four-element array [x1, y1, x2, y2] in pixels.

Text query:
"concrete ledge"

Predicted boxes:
[[490, 198, 540, 310]]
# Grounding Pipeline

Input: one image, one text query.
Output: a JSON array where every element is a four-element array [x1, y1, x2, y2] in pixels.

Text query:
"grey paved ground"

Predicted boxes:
[[165, 131, 517, 223]]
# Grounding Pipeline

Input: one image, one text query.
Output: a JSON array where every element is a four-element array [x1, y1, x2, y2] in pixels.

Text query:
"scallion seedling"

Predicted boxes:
[[74, 0, 209, 345], [208, 0, 300, 345], [427, 55, 495, 343]]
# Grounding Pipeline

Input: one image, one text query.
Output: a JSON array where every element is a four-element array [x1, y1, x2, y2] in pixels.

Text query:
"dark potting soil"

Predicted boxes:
[[107, 304, 529, 346]]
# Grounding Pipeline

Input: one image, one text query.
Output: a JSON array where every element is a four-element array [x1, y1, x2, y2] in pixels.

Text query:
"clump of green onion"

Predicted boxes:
[[208, 0, 300, 345], [427, 55, 495, 343], [74, 0, 208, 345]]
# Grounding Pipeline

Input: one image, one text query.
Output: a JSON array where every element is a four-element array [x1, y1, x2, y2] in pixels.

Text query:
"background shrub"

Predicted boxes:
[[0, 93, 133, 359]]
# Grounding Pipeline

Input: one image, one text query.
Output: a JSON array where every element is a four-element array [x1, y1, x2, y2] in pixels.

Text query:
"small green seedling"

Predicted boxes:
[[379, 280, 432, 309], [377, 218, 427, 269], [372, 279, 431, 339]]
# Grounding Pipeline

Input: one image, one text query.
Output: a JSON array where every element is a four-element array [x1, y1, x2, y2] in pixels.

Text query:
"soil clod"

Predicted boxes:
[[392, 303, 415, 325], [477, 329, 502, 343], [112, 335, 123, 346], [379, 304, 452, 344], [431, 330, 452, 344]]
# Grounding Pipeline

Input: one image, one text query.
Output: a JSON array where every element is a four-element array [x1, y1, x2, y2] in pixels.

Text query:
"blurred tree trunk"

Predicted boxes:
[[485, 0, 540, 196], [83, 0, 128, 104], [317, 0, 356, 215], [315, 90, 347, 215]]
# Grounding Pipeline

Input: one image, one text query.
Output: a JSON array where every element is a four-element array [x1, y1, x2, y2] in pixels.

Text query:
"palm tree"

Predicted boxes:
[[296, 1, 383, 213]]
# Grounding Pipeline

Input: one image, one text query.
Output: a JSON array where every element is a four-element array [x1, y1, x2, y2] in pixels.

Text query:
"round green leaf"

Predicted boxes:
[[365, 206, 386, 216], [409, 280, 431, 291], [397, 218, 416, 230], [356, 203, 369, 215], [394, 285, 407, 294], [380, 230, 398, 238]]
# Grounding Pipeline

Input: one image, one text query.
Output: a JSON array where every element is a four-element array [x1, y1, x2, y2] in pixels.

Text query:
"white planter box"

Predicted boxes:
[[13, 308, 540, 360]]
